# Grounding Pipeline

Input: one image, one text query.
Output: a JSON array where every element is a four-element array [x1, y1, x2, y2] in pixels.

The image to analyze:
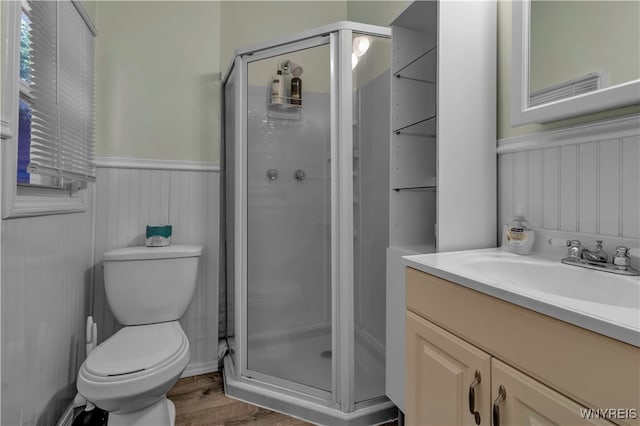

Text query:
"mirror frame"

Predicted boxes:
[[511, 0, 640, 126]]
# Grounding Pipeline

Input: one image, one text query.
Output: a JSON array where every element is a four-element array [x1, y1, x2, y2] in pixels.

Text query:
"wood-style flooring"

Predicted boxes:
[[168, 373, 312, 426], [167, 372, 398, 426]]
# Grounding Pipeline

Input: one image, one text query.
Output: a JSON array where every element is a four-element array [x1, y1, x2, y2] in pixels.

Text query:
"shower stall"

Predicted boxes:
[[220, 22, 395, 425]]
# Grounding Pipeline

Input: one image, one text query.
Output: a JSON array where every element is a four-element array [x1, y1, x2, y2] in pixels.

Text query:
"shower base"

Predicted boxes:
[[246, 326, 386, 402], [223, 328, 396, 425]]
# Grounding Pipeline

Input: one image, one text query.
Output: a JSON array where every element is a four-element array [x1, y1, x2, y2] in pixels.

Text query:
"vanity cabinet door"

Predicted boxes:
[[406, 311, 491, 426], [491, 359, 615, 426]]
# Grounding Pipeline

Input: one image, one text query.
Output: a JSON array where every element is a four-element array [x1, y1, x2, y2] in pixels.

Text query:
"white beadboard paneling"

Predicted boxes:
[[169, 170, 219, 370], [559, 145, 578, 232], [497, 114, 639, 247], [93, 165, 219, 375], [497, 153, 514, 232], [513, 152, 527, 217], [622, 136, 640, 239], [527, 150, 542, 228], [599, 139, 621, 236], [542, 148, 560, 230], [2, 185, 94, 425], [578, 142, 598, 234]]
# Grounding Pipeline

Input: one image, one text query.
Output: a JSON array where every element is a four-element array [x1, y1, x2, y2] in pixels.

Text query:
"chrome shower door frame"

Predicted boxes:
[[238, 34, 334, 404], [229, 21, 393, 417]]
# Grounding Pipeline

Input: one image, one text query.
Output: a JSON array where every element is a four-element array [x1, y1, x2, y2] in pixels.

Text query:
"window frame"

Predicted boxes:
[[1, 0, 95, 218]]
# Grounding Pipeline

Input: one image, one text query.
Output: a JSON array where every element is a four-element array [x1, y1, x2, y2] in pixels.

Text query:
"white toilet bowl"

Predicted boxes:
[[77, 245, 201, 425], [77, 321, 190, 425]]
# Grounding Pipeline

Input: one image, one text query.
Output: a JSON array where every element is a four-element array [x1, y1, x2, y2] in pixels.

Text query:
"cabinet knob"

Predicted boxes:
[[468, 370, 482, 425], [492, 385, 507, 426]]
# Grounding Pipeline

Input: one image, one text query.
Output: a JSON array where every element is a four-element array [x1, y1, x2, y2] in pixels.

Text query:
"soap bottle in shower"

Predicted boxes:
[[271, 70, 284, 104], [503, 215, 535, 255], [291, 76, 302, 105]]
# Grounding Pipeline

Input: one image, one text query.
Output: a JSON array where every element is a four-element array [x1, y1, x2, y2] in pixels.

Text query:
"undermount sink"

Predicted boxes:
[[403, 248, 640, 347]]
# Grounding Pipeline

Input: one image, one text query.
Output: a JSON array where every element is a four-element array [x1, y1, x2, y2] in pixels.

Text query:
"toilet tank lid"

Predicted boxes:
[[104, 245, 202, 261]]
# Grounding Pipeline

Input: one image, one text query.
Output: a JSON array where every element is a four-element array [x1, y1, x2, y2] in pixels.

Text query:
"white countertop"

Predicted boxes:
[[403, 248, 640, 347]]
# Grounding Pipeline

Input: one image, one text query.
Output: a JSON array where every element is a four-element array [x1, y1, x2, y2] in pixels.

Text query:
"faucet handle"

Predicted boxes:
[[614, 246, 631, 270], [566, 240, 582, 259]]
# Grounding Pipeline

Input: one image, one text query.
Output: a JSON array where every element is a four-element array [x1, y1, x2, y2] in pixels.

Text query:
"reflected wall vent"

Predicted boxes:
[[529, 72, 606, 107]]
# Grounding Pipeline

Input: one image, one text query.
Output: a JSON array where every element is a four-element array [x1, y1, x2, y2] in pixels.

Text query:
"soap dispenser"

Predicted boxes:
[[502, 214, 536, 255]]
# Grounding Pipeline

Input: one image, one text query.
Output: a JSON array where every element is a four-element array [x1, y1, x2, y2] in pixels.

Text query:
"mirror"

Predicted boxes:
[[511, 0, 640, 125]]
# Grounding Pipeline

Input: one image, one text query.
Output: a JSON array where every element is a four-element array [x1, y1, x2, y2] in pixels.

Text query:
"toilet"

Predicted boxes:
[[77, 245, 202, 426]]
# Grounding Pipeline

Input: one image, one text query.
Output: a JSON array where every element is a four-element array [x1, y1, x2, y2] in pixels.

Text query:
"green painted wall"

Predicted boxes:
[[347, 0, 410, 26], [94, 1, 221, 162], [94, 0, 405, 162], [220, 1, 347, 73], [498, 0, 640, 139]]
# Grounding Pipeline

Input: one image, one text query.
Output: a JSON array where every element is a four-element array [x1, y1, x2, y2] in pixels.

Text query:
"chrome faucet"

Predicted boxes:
[[548, 239, 639, 276], [581, 240, 608, 263]]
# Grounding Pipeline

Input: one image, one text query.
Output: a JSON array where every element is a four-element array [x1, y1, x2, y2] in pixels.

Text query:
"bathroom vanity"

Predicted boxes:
[[404, 249, 640, 426]]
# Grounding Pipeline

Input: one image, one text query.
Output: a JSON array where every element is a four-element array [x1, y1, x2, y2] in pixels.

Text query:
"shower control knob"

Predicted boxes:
[[266, 168, 278, 181], [295, 169, 306, 181]]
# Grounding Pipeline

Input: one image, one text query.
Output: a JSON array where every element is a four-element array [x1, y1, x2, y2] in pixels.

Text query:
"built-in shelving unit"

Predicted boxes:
[[389, 5, 438, 253], [385, 0, 497, 414]]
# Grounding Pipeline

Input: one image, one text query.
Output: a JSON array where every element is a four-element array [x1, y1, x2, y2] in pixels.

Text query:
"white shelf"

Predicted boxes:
[[389, 189, 436, 247], [393, 115, 437, 137], [392, 78, 436, 132], [394, 47, 436, 84]]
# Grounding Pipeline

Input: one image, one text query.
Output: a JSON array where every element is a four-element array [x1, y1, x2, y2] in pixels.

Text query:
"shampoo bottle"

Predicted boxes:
[[291, 76, 302, 105], [503, 215, 535, 255], [271, 70, 284, 104]]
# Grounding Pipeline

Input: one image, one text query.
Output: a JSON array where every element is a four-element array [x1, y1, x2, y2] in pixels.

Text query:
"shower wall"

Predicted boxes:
[[246, 85, 332, 340], [354, 70, 390, 353]]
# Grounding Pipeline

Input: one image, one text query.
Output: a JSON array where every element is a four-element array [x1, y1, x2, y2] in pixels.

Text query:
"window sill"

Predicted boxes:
[[4, 193, 86, 218]]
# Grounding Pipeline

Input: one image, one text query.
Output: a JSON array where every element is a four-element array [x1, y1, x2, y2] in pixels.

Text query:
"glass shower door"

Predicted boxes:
[[245, 42, 332, 395]]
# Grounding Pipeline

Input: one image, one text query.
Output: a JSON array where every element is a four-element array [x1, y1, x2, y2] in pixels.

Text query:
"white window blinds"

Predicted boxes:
[[29, 0, 96, 183]]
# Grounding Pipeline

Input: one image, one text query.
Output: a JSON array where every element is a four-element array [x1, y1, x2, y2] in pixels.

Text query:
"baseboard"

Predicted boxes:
[[181, 361, 219, 378]]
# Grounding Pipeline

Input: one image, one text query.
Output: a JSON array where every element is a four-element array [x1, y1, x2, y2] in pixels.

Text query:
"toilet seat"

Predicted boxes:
[[85, 322, 188, 380], [77, 321, 190, 413]]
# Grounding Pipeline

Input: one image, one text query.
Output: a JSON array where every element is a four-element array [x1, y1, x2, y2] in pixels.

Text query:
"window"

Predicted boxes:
[[1, 0, 96, 218]]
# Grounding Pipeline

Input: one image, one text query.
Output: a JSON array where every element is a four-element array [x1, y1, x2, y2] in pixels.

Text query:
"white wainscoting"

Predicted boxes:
[[1, 186, 94, 426], [93, 157, 220, 376], [498, 115, 640, 244]]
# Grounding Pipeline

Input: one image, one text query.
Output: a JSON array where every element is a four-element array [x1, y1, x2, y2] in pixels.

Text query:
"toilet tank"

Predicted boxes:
[[103, 245, 202, 325]]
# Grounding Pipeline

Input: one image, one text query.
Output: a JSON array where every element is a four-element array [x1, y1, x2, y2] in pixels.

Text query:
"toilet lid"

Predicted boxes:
[[85, 322, 186, 377]]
